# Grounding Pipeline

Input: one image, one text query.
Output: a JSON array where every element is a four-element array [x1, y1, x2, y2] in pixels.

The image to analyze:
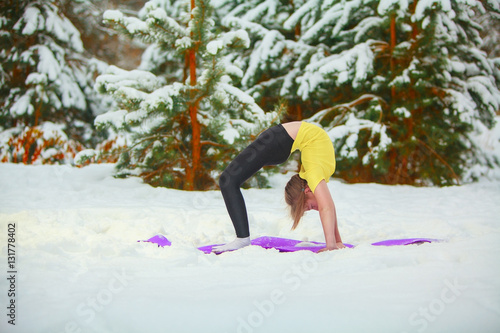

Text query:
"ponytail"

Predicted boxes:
[[284, 174, 308, 230]]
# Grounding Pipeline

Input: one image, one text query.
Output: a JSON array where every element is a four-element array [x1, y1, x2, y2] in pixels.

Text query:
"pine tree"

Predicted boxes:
[[216, 0, 308, 120], [307, 0, 500, 185], [0, 0, 108, 164], [219, 0, 500, 185], [95, 0, 277, 190]]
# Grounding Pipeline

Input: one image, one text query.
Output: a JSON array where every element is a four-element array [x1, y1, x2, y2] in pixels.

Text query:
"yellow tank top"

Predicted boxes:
[[290, 122, 336, 193]]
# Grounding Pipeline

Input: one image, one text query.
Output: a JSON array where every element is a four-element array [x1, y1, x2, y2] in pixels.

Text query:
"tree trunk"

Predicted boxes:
[[186, 0, 201, 190], [390, 14, 396, 99]]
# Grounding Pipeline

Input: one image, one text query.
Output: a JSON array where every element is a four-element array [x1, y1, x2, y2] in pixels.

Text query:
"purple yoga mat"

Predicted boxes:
[[197, 243, 223, 254], [371, 238, 441, 246], [140, 235, 440, 253], [140, 235, 353, 253], [251, 236, 354, 253], [196, 237, 340, 253], [138, 234, 171, 247]]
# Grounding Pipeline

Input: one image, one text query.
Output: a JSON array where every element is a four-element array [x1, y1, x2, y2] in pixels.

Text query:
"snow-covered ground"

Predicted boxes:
[[1, 163, 499, 333]]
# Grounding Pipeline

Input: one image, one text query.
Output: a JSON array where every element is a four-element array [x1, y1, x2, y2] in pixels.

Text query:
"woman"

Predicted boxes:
[[213, 121, 345, 253]]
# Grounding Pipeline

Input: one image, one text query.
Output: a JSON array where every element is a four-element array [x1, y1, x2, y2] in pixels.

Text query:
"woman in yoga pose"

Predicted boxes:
[[213, 121, 345, 253]]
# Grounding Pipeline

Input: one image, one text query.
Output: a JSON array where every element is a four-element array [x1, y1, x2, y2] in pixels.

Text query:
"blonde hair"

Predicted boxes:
[[285, 174, 308, 230]]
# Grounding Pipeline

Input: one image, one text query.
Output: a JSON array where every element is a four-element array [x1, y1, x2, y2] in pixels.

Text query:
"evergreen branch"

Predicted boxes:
[[142, 163, 177, 181], [110, 19, 150, 42], [200, 140, 226, 148], [121, 133, 185, 161], [415, 138, 461, 185], [318, 94, 387, 127], [150, 21, 182, 45]]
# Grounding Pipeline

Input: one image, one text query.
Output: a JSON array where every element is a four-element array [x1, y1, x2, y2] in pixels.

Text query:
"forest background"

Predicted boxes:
[[1, 0, 500, 190]]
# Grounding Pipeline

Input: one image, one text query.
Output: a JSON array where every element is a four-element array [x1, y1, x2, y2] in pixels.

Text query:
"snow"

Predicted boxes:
[[94, 110, 127, 129], [175, 36, 192, 49], [58, 70, 87, 110], [95, 65, 163, 94], [467, 76, 500, 112], [36, 45, 61, 81], [224, 64, 244, 79], [222, 16, 269, 38], [18, 6, 42, 35], [207, 40, 224, 55], [220, 125, 240, 144], [228, 30, 251, 48], [10, 94, 34, 117], [25, 72, 47, 85], [242, 0, 278, 22], [242, 30, 285, 87], [102, 9, 123, 22], [17, 3, 83, 52], [221, 83, 258, 105], [146, 10, 185, 38], [104, 9, 148, 35], [354, 16, 384, 43], [74, 149, 97, 165], [283, 0, 321, 31], [141, 84, 180, 111], [300, 3, 342, 42], [297, 42, 374, 99], [414, 0, 452, 21], [1, 163, 499, 333], [44, 5, 84, 52], [378, 0, 409, 15]]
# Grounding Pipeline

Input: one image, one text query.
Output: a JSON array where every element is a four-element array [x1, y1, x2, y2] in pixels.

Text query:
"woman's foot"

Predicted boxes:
[[212, 237, 251, 253]]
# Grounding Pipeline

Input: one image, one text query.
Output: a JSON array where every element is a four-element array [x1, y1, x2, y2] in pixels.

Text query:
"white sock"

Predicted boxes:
[[212, 237, 251, 253]]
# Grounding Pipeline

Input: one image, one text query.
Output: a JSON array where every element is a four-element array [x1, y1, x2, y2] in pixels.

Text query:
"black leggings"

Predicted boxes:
[[219, 124, 294, 238]]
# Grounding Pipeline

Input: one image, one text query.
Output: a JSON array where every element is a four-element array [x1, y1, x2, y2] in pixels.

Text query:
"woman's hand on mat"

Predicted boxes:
[[212, 237, 251, 253]]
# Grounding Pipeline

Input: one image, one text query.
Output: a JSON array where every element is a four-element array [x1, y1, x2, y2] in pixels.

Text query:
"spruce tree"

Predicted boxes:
[[95, 0, 276, 190], [224, 0, 500, 185], [301, 0, 500, 185], [216, 0, 308, 119], [0, 0, 107, 163]]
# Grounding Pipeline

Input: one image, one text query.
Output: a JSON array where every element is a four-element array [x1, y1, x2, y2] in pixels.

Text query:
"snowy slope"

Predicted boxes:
[[0, 163, 499, 333]]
